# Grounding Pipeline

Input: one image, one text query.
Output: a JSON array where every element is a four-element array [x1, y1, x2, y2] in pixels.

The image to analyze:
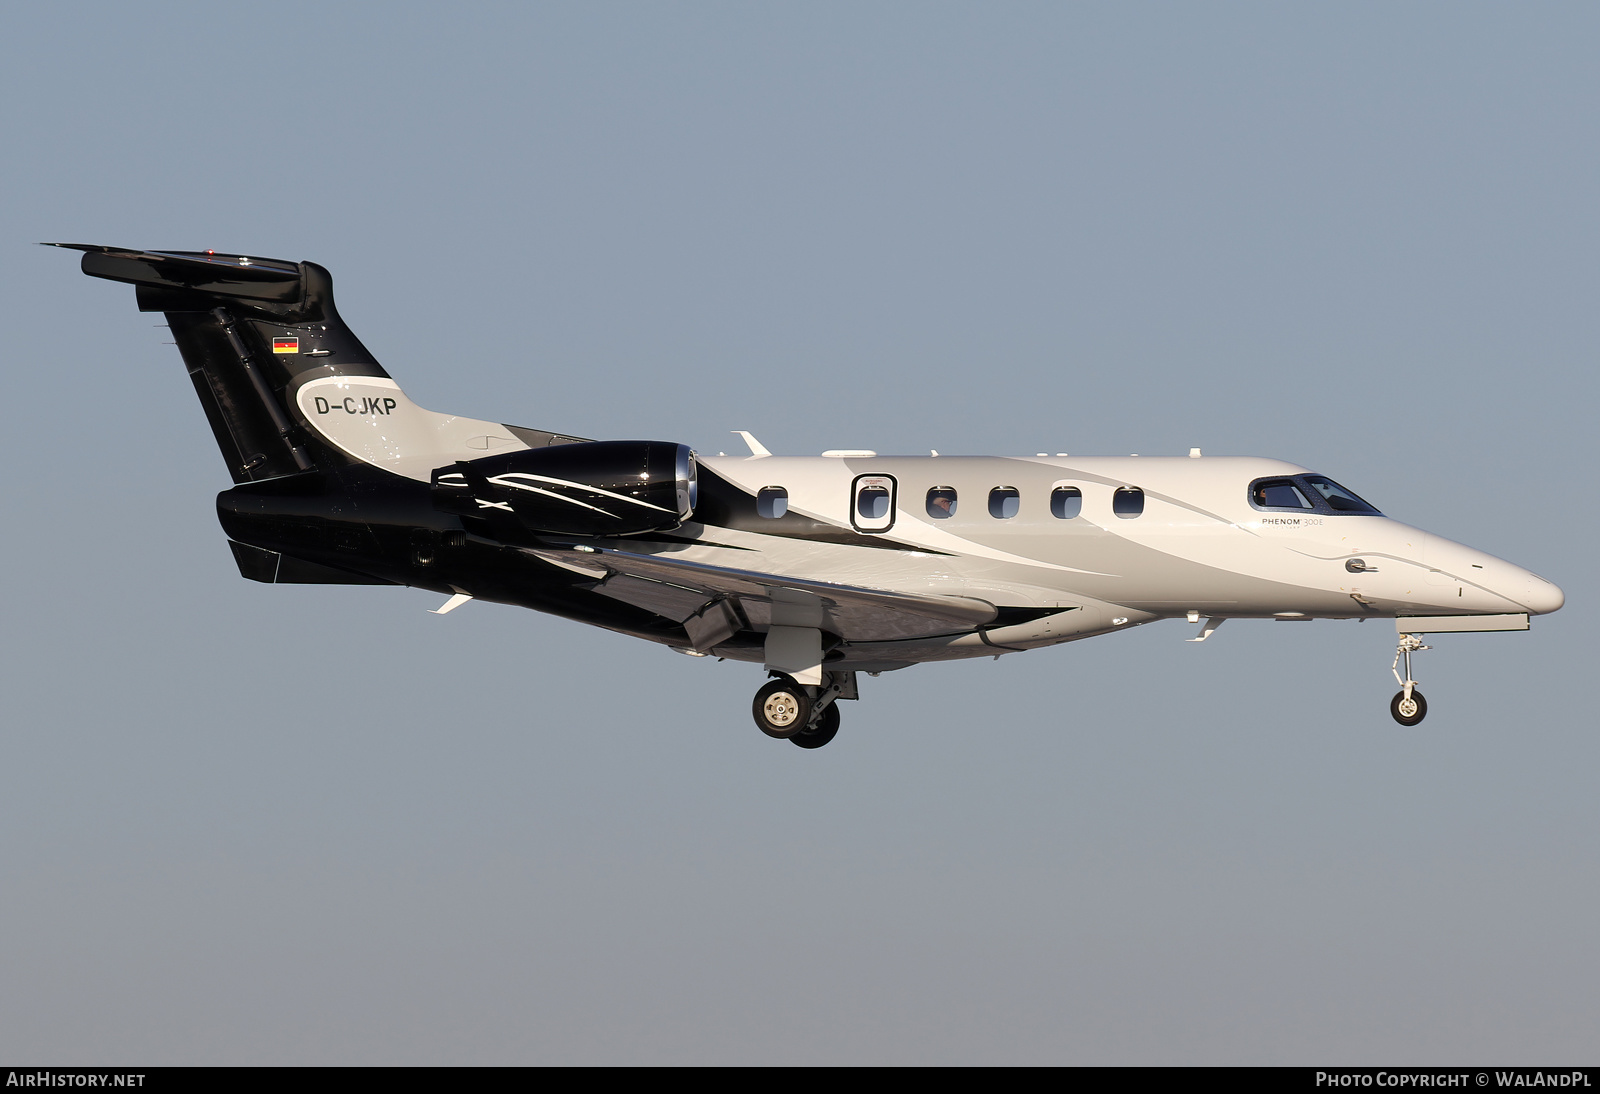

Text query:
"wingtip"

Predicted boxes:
[[731, 429, 772, 458]]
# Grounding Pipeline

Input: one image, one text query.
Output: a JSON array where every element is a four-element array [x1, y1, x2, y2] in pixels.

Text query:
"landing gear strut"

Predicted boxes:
[[751, 671, 850, 748], [1390, 633, 1430, 726]]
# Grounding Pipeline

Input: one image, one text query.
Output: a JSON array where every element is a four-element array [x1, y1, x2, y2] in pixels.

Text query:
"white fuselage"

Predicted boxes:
[[288, 373, 1562, 666], [689, 453, 1561, 631]]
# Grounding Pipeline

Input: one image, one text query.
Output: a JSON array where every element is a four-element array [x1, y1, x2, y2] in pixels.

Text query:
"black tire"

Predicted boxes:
[[753, 678, 811, 739], [1390, 689, 1428, 726], [791, 703, 841, 749]]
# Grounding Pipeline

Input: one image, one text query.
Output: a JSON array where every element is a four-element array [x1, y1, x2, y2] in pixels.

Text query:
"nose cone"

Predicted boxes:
[[1518, 571, 1565, 615], [1418, 531, 1564, 616]]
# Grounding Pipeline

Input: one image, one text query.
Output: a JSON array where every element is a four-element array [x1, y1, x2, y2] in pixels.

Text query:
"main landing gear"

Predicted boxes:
[[1390, 632, 1430, 726], [752, 672, 848, 749]]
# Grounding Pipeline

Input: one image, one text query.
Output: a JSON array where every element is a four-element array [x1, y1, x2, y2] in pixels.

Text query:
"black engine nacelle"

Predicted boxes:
[[431, 440, 697, 537]]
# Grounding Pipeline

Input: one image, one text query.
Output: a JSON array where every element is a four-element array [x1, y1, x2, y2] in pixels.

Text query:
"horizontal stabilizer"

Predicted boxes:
[[46, 243, 305, 303]]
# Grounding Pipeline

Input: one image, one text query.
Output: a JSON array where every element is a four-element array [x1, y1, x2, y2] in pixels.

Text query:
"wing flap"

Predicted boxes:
[[527, 545, 996, 644], [593, 574, 715, 623]]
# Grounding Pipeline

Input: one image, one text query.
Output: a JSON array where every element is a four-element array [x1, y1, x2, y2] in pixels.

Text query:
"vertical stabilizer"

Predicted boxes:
[[54, 244, 389, 482]]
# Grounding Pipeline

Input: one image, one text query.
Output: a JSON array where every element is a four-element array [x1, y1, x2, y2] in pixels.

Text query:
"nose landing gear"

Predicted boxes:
[[752, 671, 851, 748], [1390, 633, 1430, 726]]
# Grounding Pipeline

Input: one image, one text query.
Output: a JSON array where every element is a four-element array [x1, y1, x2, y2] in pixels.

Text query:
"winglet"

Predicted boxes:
[[430, 592, 474, 615], [731, 430, 771, 458]]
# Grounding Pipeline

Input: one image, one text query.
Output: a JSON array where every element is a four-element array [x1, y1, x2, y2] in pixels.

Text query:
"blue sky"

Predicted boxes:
[[1, 2, 1594, 1063]]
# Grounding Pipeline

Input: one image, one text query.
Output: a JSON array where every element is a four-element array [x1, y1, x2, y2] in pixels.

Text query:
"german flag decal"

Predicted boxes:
[[272, 336, 299, 354]]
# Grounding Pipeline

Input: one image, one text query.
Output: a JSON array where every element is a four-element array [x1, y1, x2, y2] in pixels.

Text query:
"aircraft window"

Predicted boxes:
[[926, 487, 958, 519], [1050, 486, 1082, 519], [1251, 480, 1312, 509], [1303, 476, 1382, 515], [988, 487, 1020, 519], [858, 485, 892, 520], [756, 486, 788, 519], [1113, 487, 1144, 518]]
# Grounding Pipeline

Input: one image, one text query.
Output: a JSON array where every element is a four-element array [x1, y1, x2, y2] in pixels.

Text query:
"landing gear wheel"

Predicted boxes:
[[753, 678, 811, 739], [1391, 689, 1428, 726], [791, 703, 840, 749]]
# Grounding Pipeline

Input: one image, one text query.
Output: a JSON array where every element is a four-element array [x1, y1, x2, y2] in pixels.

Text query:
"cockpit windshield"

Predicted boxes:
[[1249, 474, 1382, 516], [1252, 480, 1311, 509], [1301, 476, 1381, 514]]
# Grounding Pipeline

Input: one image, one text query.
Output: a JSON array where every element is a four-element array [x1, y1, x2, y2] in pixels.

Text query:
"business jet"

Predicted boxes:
[[50, 244, 1564, 748]]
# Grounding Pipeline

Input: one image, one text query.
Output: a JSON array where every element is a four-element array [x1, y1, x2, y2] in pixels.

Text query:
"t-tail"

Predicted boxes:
[[54, 244, 694, 594], [49, 243, 401, 482], [53, 243, 596, 483]]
